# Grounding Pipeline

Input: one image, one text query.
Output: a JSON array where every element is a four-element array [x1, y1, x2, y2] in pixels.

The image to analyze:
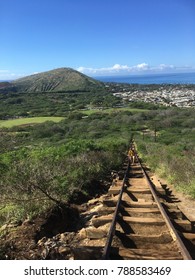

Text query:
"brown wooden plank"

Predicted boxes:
[[123, 232, 172, 243], [122, 216, 165, 225], [181, 232, 195, 241], [103, 199, 157, 208], [114, 248, 183, 260]]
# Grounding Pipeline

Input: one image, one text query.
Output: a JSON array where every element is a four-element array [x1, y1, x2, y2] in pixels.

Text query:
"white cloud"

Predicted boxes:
[[77, 63, 195, 76], [157, 64, 174, 70], [135, 63, 149, 70], [76, 63, 166, 76], [32, 72, 40, 75], [112, 64, 129, 70], [0, 70, 26, 80], [77, 66, 97, 74]]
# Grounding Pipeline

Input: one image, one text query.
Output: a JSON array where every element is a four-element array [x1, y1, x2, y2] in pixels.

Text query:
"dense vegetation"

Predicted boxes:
[[0, 89, 122, 119], [136, 108, 195, 197], [0, 78, 195, 227], [0, 110, 131, 224]]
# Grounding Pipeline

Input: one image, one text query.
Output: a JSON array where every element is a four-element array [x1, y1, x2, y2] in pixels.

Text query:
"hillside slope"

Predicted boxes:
[[11, 68, 103, 93], [0, 82, 10, 89]]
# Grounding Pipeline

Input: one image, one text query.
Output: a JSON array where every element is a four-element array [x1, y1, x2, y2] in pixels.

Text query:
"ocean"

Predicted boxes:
[[95, 72, 195, 84]]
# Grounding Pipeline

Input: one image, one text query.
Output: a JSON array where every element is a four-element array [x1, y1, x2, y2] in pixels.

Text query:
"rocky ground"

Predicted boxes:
[[0, 195, 110, 260], [1, 175, 195, 260]]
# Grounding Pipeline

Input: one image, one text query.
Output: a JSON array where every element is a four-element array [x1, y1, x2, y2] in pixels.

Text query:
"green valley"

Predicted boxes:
[[0, 68, 195, 230]]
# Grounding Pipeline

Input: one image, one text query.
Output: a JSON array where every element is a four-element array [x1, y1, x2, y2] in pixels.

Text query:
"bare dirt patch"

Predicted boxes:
[[0, 203, 83, 259], [158, 176, 195, 222]]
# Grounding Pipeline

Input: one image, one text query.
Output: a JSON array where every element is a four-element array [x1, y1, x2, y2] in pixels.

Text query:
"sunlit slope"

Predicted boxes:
[[11, 68, 103, 93]]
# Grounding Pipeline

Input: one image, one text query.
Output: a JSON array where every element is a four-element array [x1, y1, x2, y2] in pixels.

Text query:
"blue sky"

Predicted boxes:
[[0, 0, 195, 79]]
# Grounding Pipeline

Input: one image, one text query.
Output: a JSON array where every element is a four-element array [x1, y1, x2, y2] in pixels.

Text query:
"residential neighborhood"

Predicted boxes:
[[108, 83, 195, 107]]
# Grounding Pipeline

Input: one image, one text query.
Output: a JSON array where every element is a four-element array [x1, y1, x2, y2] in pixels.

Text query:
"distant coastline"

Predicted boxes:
[[1, 72, 195, 85], [95, 72, 195, 84]]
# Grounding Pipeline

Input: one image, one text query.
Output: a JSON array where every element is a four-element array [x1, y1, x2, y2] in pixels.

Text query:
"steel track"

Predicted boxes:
[[101, 146, 192, 260]]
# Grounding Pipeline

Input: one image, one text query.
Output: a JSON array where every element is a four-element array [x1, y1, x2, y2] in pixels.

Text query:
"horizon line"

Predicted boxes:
[[0, 65, 195, 81]]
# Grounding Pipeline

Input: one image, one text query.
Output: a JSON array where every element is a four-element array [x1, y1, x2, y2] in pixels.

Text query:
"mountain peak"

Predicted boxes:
[[11, 67, 103, 93]]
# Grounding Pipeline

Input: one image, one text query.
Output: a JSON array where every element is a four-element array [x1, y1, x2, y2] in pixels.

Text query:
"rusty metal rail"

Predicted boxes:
[[136, 153, 192, 260], [101, 159, 130, 259]]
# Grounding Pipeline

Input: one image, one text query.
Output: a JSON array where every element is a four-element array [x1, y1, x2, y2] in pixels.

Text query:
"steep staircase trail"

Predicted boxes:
[[72, 152, 195, 260], [1, 147, 195, 260]]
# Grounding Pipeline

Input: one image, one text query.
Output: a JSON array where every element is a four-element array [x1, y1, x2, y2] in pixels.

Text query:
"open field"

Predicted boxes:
[[0, 117, 64, 128]]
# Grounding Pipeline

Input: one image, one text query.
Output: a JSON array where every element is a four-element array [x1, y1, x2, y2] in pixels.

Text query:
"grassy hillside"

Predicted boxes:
[[0, 82, 11, 89], [0, 88, 121, 119], [12, 68, 103, 93], [0, 74, 194, 229]]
